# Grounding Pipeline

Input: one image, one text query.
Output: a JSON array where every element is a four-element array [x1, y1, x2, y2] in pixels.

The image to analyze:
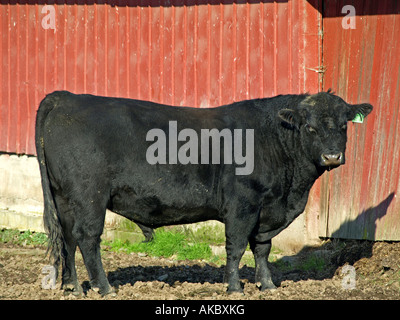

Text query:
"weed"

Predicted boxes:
[[240, 254, 255, 268], [181, 223, 226, 246], [299, 254, 327, 272], [0, 228, 48, 246], [103, 229, 212, 261]]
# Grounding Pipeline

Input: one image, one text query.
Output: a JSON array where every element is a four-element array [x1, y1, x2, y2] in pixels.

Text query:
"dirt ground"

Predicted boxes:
[[0, 240, 399, 300]]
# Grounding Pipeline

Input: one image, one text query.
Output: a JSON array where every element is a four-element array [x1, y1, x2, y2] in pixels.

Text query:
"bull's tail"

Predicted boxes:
[[35, 92, 66, 273]]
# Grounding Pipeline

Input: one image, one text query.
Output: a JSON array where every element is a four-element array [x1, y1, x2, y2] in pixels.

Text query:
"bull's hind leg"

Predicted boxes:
[[54, 193, 82, 295], [72, 200, 115, 296], [249, 236, 276, 291], [224, 205, 259, 293]]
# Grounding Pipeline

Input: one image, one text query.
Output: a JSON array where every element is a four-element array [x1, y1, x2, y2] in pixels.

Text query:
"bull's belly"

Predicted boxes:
[[110, 204, 221, 228], [108, 184, 221, 228]]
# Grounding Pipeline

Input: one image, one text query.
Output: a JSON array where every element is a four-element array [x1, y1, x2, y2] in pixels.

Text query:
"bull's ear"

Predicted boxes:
[[278, 109, 301, 129], [347, 103, 373, 121]]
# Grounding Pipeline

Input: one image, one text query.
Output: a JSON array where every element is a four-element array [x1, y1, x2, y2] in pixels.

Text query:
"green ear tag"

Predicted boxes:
[[352, 113, 364, 123]]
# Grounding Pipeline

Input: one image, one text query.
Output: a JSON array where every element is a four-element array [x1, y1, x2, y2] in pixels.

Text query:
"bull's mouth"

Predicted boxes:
[[320, 152, 345, 170]]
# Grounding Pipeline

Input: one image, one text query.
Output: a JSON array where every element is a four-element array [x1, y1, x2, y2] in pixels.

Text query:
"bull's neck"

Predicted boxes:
[[283, 145, 322, 220], [277, 128, 322, 184]]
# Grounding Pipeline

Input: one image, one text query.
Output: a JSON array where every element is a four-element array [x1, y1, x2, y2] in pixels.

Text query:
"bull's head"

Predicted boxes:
[[278, 91, 373, 170]]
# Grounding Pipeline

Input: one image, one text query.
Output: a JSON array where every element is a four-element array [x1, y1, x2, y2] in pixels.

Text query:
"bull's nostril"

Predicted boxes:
[[321, 153, 344, 166]]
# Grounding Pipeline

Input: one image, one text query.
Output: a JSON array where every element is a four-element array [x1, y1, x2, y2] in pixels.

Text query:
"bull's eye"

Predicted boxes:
[[305, 124, 317, 134]]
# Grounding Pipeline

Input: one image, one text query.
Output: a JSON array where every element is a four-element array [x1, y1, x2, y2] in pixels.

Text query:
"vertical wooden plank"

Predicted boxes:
[[234, 2, 248, 101], [54, 3, 65, 91], [25, 2, 36, 154], [262, 1, 275, 97], [139, 2, 150, 100], [6, 4, 20, 152], [300, 0, 324, 238], [162, 5, 174, 105], [117, 3, 129, 98], [0, 2, 6, 152], [17, 2, 28, 154], [275, 1, 289, 94], [105, 3, 117, 96], [0, 2, 3, 152], [15, 2, 23, 154], [220, 0, 234, 105], [208, 2, 222, 106], [172, 3, 186, 106], [196, 2, 209, 107], [374, 10, 400, 240], [304, 0, 322, 92], [184, 0, 196, 106], [128, 3, 140, 99], [64, 4, 75, 93], [383, 8, 400, 239], [248, 2, 262, 99], [45, 4, 56, 94], [288, 0, 299, 94], [96, 2, 107, 96], [321, 0, 400, 240], [84, 3, 96, 95], [149, 1, 161, 103]]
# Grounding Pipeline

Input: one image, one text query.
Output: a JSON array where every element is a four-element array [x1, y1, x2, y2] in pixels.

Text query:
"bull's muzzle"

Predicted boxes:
[[320, 152, 344, 167]]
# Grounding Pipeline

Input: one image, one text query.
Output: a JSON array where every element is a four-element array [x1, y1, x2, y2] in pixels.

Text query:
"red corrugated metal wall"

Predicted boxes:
[[0, 0, 321, 155], [4, 0, 398, 240], [314, 0, 400, 240]]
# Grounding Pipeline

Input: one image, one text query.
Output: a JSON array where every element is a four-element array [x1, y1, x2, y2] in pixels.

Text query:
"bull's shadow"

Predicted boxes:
[[271, 192, 395, 285], [107, 263, 248, 289], [106, 193, 394, 290]]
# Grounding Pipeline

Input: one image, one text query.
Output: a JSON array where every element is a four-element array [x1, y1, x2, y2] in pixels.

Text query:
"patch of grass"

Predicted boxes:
[[103, 228, 212, 261], [180, 223, 226, 247], [240, 254, 255, 268], [0, 228, 48, 246], [0, 227, 260, 267], [299, 254, 327, 272]]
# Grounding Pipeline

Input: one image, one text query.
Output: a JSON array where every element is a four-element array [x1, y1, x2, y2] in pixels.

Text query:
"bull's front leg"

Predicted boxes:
[[249, 235, 276, 291]]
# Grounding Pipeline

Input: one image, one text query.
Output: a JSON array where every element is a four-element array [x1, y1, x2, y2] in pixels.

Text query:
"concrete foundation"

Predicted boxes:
[[0, 153, 321, 254]]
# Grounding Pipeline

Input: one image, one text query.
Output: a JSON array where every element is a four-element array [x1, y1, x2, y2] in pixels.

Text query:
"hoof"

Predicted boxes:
[[226, 282, 244, 294], [99, 285, 117, 297], [256, 281, 277, 292], [62, 283, 83, 297]]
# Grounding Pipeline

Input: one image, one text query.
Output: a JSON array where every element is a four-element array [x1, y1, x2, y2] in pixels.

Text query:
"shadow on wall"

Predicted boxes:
[[330, 192, 395, 240]]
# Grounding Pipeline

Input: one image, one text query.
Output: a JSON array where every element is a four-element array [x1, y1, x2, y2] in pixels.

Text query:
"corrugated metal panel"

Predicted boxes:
[[318, 0, 400, 240], [0, 0, 320, 155]]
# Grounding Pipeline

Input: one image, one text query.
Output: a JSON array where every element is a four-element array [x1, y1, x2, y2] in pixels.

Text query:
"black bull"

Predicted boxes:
[[35, 91, 372, 295]]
